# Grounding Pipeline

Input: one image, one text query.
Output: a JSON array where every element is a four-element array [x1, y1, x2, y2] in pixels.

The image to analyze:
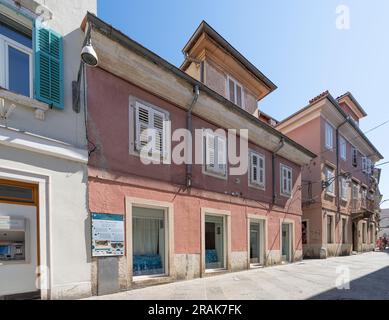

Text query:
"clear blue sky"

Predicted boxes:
[[98, 0, 389, 208]]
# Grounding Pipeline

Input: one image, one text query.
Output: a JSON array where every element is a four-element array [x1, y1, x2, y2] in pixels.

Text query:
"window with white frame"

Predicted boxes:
[[227, 76, 243, 108], [325, 122, 334, 150], [340, 177, 348, 201], [366, 159, 373, 175], [203, 130, 227, 177], [351, 146, 358, 167], [339, 136, 347, 160], [361, 187, 367, 208], [134, 101, 168, 158], [280, 164, 292, 197], [362, 156, 368, 173], [0, 19, 33, 98], [325, 166, 335, 195], [249, 151, 265, 188]]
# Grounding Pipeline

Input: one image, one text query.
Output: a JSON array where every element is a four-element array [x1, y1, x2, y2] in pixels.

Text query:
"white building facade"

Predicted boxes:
[[0, 0, 96, 299]]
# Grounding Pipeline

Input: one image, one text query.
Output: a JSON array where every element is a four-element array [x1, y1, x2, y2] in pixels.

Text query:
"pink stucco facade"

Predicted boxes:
[[282, 100, 379, 258], [86, 66, 305, 285]]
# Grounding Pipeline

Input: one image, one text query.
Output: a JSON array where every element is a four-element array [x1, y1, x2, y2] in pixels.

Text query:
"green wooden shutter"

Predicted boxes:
[[34, 20, 64, 109]]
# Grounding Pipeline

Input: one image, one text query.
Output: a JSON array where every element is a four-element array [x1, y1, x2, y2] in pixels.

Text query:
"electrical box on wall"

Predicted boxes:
[[0, 216, 26, 262]]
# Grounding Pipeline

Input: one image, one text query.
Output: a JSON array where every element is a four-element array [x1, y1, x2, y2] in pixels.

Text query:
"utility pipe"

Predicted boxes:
[[186, 85, 200, 188]]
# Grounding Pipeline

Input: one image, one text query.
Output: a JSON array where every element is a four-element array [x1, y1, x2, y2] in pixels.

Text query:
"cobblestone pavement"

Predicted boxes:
[[85, 251, 389, 300]]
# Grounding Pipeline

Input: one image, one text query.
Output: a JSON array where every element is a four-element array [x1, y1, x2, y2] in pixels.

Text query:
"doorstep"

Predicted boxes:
[[131, 275, 174, 289]]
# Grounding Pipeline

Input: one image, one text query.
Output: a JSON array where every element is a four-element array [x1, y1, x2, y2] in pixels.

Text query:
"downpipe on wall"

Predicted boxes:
[[272, 137, 285, 205], [186, 85, 200, 189]]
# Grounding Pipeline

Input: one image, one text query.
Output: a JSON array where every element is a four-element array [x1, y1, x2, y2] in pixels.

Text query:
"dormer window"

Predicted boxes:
[[227, 75, 243, 108]]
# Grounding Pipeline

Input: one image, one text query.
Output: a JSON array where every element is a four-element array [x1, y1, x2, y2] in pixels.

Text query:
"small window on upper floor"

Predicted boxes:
[[133, 101, 169, 159], [249, 151, 265, 189], [339, 135, 347, 161], [0, 15, 64, 109], [325, 122, 334, 150], [351, 146, 358, 167], [280, 164, 292, 197], [0, 18, 33, 98], [227, 76, 243, 108], [203, 130, 227, 179]]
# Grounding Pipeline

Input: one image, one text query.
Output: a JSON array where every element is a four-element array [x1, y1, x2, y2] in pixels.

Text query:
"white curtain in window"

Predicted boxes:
[[133, 217, 160, 255]]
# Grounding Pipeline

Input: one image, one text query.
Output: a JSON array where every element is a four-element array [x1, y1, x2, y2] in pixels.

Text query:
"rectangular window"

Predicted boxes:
[[205, 215, 225, 270], [227, 76, 243, 108], [339, 136, 347, 160], [351, 147, 358, 167], [327, 215, 334, 244], [325, 122, 334, 150], [0, 19, 32, 98], [249, 151, 265, 188], [362, 223, 367, 244], [362, 157, 367, 173], [361, 187, 367, 208], [132, 207, 166, 277], [325, 166, 335, 195], [340, 177, 348, 201], [203, 131, 227, 177], [280, 164, 293, 197], [342, 218, 347, 244], [134, 102, 168, 158]]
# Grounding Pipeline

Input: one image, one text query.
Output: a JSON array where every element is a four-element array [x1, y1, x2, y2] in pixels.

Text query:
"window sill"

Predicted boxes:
[[0, 88, 49, 121]]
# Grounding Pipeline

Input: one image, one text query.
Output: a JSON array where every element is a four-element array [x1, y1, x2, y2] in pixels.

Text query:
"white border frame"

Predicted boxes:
[[280, 164, 293, 198], [125, 197, 174, 282], [0, 33, 33, 98], [248, 150, 266, 190], [0, 166, 50, 300], [200, 207, 231, 276], [247, 214, 267, 267], [280, 219, 295, 263]]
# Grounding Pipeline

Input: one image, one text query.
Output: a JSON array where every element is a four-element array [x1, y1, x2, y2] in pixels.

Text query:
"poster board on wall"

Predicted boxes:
[[92, 213, 125, 257]]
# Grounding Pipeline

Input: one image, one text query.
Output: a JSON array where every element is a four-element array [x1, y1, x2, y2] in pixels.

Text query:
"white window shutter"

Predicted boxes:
[[217, 137, 227, 175], [205, 133, 216, 170], [152, 109, 165, 156], [259, 157, 264, 185], [251, 153, 258, 184], [135, 103, 151, 151]]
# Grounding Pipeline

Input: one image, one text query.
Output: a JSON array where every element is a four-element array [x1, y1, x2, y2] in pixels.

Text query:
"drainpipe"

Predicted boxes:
[[272, 137, 285, 204], [336, 117, 350, 221], [186, 85, 200, 188]]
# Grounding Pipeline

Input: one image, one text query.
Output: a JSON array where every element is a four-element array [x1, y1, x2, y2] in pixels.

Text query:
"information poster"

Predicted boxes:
[[92, 213, 125, 257]]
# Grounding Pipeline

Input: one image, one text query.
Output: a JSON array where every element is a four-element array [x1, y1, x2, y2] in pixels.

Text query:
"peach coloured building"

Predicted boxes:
[[82, 15, 315, 294], [277, 91, 383, 259]]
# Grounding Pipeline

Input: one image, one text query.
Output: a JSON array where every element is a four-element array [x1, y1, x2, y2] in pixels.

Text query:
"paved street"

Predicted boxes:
[[86, 251, 389, 300]]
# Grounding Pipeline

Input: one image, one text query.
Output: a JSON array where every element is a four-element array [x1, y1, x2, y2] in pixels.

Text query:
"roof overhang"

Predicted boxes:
[[337, 92, 367, 119], [181, 21, 277, 95], [277, 93, 383, 162], [83, 13, 316, 166]]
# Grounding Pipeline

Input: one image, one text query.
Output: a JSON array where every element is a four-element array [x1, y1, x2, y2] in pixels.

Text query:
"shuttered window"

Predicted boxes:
[[325, 122, 333, 150], [339, 136, 347, 160], [280, 164, 292, 197], [135, 102, 167, 157], [340, 177, 348, 201], [227, 76, 243, 108], [249, 151, 265, 188], [34, 20, 64, 109], [351, 147, 358, 167], [204, 131, 227, 177]]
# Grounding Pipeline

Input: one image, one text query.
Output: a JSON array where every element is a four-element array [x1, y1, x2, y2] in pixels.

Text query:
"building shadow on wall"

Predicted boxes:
[[309, 265, 389, 300]]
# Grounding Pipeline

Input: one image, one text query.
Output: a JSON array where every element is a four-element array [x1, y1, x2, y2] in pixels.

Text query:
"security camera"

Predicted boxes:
[[81, 40, 98, 67]]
